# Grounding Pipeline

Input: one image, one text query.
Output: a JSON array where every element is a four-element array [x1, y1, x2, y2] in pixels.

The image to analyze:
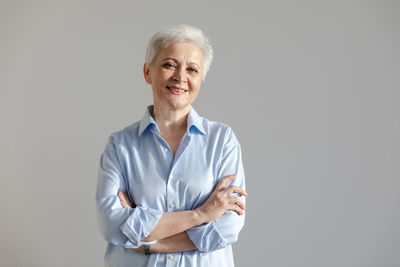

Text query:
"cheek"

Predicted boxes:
[[152, 71, 169, 87], [189, 79, 201, 92], [160, 69, 174, 81]]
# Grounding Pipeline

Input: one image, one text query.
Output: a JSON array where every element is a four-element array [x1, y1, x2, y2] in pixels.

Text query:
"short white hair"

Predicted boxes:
[[145, 24, 214, 81]]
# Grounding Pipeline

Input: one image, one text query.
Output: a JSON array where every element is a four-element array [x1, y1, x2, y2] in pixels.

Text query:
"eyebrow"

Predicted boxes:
[[161, 57, 201, 69]]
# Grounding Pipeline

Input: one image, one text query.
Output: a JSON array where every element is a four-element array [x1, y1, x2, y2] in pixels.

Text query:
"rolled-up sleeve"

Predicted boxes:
[[187, 128, 246, 252], [96, 136, 163, 248]]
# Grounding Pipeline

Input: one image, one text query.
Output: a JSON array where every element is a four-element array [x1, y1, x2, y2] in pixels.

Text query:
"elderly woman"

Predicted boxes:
[[96, 24, 247, 267]]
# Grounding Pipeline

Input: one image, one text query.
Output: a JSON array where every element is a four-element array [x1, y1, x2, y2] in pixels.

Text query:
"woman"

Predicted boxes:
[[96, 24, 247, 267]]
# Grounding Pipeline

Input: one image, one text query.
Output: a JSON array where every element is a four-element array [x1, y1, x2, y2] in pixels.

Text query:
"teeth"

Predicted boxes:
[[168, 86, 186, 92]]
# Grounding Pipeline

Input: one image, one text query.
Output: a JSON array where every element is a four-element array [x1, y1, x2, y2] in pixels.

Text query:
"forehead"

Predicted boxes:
[[156, 42, 203, 65]]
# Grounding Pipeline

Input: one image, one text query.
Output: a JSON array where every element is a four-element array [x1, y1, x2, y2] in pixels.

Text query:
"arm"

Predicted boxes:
[[97, 135, 245, 249], [140, 173, 246, 242], [118, 173, 247, 253], [118, 191, 197, 253], [186, 127, 247, 253], [152, 232, 197, 253], [96, 136, 163, 248], [131, 232, 198, 254]]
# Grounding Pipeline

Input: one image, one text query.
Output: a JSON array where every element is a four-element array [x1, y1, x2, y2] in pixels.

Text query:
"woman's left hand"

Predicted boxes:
[[117, 190, 145, 253], [118, 190, 134, 208]]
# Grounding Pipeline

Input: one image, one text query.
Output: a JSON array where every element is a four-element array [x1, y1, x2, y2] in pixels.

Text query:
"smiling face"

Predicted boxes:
[[144, 42, 204, 113]]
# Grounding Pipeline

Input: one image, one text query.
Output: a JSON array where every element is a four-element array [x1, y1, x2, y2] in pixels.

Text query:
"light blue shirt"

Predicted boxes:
[[96, 105, 246, 267]]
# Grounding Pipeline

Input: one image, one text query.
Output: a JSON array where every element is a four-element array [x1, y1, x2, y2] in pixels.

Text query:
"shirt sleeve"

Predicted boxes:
[[186, 127, 246, 252], [95, 135, 163, 248]]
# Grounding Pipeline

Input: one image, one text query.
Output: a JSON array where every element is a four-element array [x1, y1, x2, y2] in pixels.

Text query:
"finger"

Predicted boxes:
[[117, 190, 132, 207], [117, 190, 124, 200], [118, 190, 129, 199], [230, 196, 246, 210], [217, 174, 237, 189], [121, 199, 131, 208], [225, 185, 248, 196], [120, 191, 129, 201], [122, 192, 129, 200], [229, 203, 245, 215], [117, 190, 125, 200]]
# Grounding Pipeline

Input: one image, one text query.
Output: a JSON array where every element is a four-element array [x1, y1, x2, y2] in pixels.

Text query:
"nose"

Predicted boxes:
[[172, 67, 187, 83]]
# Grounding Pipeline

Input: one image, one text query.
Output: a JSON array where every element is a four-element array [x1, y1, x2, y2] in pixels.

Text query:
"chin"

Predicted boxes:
[[167, 100, 191, 111]]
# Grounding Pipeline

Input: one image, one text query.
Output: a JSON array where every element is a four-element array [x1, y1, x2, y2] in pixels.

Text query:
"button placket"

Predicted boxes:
[[165, 253, 177, 267], [167, 169, 178, 211]]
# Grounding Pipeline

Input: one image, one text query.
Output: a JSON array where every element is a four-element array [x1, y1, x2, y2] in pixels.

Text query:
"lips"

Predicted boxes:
[[166, 86, 188, 95]]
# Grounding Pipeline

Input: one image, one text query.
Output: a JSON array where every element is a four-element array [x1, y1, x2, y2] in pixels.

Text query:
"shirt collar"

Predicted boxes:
[[138, 106, 158, 136], [138, 105, 206, 136], [187, 106, 206, 135]]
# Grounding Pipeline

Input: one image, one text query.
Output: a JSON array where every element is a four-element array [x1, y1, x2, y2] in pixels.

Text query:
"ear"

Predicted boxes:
[[143, 63, 152, 84]]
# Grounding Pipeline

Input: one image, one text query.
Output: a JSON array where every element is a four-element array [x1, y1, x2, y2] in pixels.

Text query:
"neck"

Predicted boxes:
[[152, 104, 190, 134]]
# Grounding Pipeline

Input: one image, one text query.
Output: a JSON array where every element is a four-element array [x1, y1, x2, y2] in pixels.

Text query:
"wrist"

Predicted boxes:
[[150, 239, 164, 253], [192, 208, 208, 225]]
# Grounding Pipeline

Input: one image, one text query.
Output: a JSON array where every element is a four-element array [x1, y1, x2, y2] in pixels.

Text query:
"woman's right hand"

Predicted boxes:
[[195, 174, 247, 224]]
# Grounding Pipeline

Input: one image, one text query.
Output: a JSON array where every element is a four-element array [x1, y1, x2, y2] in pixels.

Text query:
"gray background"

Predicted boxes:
[[1, 0, 399, 266]]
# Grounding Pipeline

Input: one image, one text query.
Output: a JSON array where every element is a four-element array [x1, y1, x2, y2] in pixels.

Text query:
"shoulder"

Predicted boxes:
[[107, 120, 141, 146], [201, 117, 240, 147]]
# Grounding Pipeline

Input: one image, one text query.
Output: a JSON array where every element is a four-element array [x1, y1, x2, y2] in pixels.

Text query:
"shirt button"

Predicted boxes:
[[169, 203, 175, 209], [163, 148, 168, 152], [168, 255, 174, 260]]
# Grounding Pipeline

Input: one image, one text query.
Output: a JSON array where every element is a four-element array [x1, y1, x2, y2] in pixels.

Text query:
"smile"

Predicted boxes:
[[166, 86, 188, 95]]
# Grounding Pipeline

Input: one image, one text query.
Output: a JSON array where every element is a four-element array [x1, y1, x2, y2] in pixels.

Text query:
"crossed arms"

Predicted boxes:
[[96, 132, 246, 254], [117, 174, 247, 254]]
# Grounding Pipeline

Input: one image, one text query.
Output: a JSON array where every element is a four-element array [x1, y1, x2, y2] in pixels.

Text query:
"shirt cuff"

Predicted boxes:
[[186, 221, 227, 252], [140, 240, 158, 246], [120, 206, 163, 248]]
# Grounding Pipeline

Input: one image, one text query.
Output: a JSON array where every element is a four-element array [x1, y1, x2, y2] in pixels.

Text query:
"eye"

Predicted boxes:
[[187, 67, 199, 73], [163, 62, 176, 69]]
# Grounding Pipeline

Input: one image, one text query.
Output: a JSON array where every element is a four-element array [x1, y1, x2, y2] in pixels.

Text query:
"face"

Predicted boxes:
[[144, 42, 203, 112]]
